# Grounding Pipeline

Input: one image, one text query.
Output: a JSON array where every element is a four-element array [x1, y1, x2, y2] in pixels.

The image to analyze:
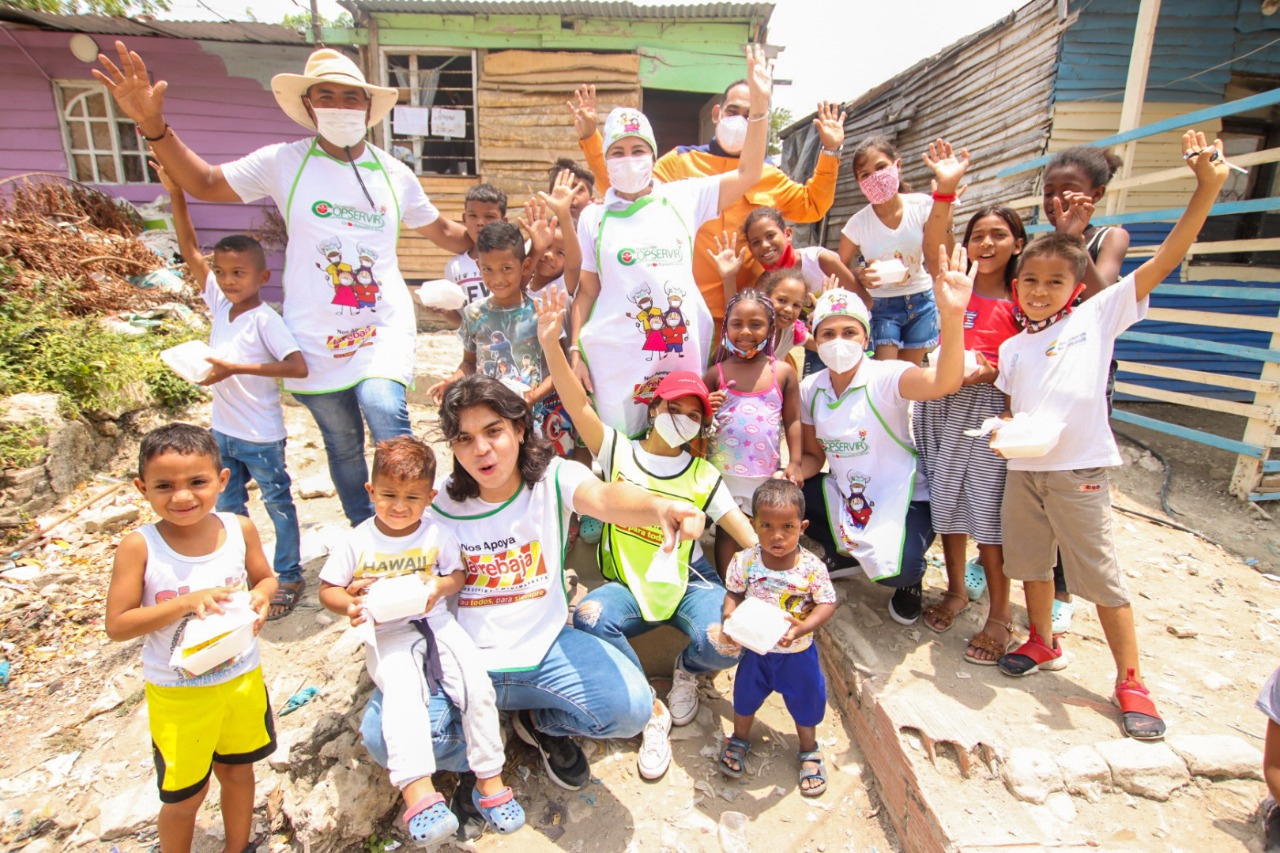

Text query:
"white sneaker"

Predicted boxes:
[[667, 665, 700, 726], [637, 702, 672, 780]]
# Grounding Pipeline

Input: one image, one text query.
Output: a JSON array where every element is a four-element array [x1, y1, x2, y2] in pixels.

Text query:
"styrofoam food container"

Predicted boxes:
[[868, 258, 909, 285], [724, 596, 791, 655], [160, 340, 215, 383], [363, 574, 432, 624], [417, 279, 467, 310], [170, 591, 257, 676], [990, 413, 1067, 459]]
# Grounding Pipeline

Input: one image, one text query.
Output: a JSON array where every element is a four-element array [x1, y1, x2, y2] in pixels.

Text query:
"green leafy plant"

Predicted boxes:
[[362, 834, 394, 853], [0, 421, 50, 468]]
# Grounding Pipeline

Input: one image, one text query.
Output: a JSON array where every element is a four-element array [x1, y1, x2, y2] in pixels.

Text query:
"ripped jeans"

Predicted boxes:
[[572, 555, 740, 676]]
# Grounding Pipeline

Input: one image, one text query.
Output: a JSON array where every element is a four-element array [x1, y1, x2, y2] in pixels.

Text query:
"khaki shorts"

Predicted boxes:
[[1001, 468, 1129, 607]]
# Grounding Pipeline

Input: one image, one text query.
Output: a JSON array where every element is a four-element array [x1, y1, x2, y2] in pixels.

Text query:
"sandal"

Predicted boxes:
[[719, 735, 750, 779], [1112, 669, 1166, 741], [922, 592, 968, 634], [964, 559, 987, 601], [798, 749, 827, 798], [405, 793, 459, 848], [471, 786, 526, 834], [964, 620, 1015, 666], [267, 582, 305, 621]]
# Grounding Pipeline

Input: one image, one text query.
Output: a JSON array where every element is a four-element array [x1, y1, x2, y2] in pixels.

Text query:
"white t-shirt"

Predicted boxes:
[[578, 178, 720, 275], [318, 515, 463, 628], [595, 425, 738, 565], [796, 245, 828, 295], [840, 192, 933, 298], [221, 139, 439, 393], [431, 457, 597, 672], [203, 273, 300, 443], [996, 273, 1148, 471], [445, 251, 488, 307]]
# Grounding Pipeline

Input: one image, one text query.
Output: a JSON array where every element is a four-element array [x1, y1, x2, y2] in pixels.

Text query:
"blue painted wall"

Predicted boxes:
[[1057, 0, 1280, 104]]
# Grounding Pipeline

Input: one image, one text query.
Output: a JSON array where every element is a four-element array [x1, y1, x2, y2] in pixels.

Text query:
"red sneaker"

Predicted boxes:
[[997, 628, 1068, 677]]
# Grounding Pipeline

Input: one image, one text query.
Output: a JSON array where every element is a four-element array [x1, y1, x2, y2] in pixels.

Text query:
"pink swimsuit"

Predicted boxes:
[[710, 358, 783, 479]]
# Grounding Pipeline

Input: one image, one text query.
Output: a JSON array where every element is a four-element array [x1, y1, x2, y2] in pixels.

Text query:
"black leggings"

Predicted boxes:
[[801, 476, 934, 589]]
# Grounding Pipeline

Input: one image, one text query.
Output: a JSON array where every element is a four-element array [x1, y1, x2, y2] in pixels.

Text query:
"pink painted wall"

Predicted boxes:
[[1, 29, 318, 303]]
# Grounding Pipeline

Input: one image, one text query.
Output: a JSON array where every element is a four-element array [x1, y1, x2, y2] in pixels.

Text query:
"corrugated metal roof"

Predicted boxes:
[[0, 8, 309, 44], [343, 1, 772, 20]]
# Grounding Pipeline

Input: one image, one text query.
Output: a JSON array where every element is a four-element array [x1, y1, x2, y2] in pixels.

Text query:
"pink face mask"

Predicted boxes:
[[859, 164, 900, 205]]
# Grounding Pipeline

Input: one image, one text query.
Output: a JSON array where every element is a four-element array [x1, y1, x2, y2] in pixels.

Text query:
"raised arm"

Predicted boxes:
[[716, 45, 773, 212], [920, 138, 968, 278], [568, 271, 599, 394], [767, 101, 846, 223], [536, 289, 605, 455], [414, 216, 473, 254], [899, 244, 972, 401], [95, 41, 240, 203], [573, 477, 706, 550], [539, 169, 583, 295], [1134, 130, 1230, 301], [153, 159, 209, 283]]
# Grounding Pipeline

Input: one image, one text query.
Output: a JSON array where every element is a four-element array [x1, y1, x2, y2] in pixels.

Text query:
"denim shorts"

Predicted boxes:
[[870, 290, 940, 351]]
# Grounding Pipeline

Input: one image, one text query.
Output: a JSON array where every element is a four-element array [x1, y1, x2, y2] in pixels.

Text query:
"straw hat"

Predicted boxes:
[[271, 48, 398, 132]]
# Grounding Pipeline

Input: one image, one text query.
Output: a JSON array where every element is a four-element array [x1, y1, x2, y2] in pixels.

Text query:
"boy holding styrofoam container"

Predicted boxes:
[[105, 423, 277, 852], [318, 436, 524, 845], [990, 130, 1231, 743], [718, 479, 838, 798]]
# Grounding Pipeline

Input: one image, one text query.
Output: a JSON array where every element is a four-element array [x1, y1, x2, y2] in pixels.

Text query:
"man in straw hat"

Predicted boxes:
[[95, 44, 472, 592]]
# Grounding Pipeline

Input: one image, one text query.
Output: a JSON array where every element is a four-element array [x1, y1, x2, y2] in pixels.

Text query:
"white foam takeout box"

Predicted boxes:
[[362, 574, 432, 624], [159, 340, 215, 384], [966, 412, 1067, 459], [723, 596, 792, 655], [170, 591, 256, 676], [416, 279, 467, 311], [868, 258, 909, 286]]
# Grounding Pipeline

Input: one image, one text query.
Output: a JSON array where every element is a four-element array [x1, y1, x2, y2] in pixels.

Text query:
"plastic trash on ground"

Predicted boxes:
[[965, 412, 1066, 459], [417, 279, 467, 310], [170, 591, 256, 676], [723, 596, 791, 655], [362, 574, 432, 624], [160, 340, 215, 383], [717, 810, 749, 853]]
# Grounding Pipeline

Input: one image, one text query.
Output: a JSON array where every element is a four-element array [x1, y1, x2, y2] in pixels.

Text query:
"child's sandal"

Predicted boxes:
[[405, 793, 459, 848], [719, 735, 750, 779], [798, 749, 827, 798], [1112, 669, 1166, 741], [471, 786, 526, 834]]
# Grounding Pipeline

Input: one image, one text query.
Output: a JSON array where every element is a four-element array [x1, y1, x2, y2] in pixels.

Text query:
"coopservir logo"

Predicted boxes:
[[311, 200, 387, 230], [616, 245, 684, 267]]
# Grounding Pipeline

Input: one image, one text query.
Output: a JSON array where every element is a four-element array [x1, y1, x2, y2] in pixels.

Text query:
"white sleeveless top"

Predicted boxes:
[[138, 512, 260, 687]]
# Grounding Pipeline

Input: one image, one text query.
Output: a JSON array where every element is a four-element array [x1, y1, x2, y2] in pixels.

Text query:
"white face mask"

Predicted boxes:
[[606, 154, 654, 194], [312, 107, 368, 149], [653, 411, 701, 447], [817, 338, 864, 375], [715, 115, 749, 154]]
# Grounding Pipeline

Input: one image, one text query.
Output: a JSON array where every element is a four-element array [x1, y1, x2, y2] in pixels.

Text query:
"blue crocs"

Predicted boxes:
[[1052, 598, 1075, 635], [472, 786, 525, 834], [405, 793, 458, 848], [964, 559, 987, 601], [579, 515, 604, 544]]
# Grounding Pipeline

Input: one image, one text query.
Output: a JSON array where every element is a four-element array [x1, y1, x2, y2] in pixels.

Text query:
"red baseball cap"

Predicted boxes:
[[650, 371, 712, 418]]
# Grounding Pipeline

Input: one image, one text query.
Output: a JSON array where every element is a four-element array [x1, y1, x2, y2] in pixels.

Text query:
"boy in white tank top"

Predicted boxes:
[[105, 423, 277, 853]]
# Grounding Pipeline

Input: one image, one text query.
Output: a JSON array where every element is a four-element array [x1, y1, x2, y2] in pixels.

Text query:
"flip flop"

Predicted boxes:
[[267, 582, 304, 621], [1112, 669, 1166, 741]]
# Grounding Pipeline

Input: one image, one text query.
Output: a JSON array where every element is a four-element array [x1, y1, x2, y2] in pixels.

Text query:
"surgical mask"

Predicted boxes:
[[313, 108, 368, 149], [817, 338, 864, 374], [653, 411, 701, 446], [606, 154, 654, 194], [858, 164, 900, 205], [715, 115, 749, 154]]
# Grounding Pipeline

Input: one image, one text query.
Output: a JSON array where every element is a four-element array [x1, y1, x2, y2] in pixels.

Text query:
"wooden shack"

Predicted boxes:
[[328, 0, 774, 281]]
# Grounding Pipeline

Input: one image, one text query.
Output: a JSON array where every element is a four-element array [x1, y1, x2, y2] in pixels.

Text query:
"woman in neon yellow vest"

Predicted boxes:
[[537, 289, 757, 783]]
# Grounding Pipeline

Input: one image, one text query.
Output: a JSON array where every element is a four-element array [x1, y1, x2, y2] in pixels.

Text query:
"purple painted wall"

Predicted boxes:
[[1, 29, 318, 303]]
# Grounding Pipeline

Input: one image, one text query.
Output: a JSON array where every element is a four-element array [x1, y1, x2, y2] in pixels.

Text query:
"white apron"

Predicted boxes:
[[430, 466, 572, 673], [579, 196, 713, 436], [281, 140, 415, 393], [809, 375, 917, 581]]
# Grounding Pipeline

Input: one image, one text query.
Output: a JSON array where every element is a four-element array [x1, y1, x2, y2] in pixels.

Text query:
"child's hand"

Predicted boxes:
[[1182, 129, 1230, 188], [932, 244, 975, 318], [421, 577, 443, 615], [921, 138, 969, 194], [567, 84, 598, 140], [197, 357, 236, 386], [708, 380, 733, 415], [427, 378, 450, 406], [519, 197, 554, 255], [778, 613, 808, 648], [538, 169, 576, 223], [812, 100, 846, 153], [181, 586, 236, 619], [961, 351, 998, 387], [149, 158, 178, 193], [707, 231, 746, 280], [345, 598, 367, 627], [535, 288, 567, 349], [1051, 191, 1094, 238], [776, 462, 804, 487], [248, 588, 271, 634], [819, 273, 841, 294]]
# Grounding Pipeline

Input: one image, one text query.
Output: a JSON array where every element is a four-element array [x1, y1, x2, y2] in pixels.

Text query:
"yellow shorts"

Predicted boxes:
[[146, 666, 276, 803]]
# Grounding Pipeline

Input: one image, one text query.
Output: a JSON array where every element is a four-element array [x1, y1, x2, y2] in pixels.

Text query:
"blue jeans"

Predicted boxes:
[[572, 556, 739, 675], [360, 626, 652, 771], [293, 379, 411, 525], [214, 431, 301, 585], [869, 290, 940, 351]]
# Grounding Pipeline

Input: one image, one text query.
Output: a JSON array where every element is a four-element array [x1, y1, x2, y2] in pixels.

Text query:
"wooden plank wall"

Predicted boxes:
[[780, 0, 1071, 250], [475, 49, 641, 201], [397, 174, 478, 282]]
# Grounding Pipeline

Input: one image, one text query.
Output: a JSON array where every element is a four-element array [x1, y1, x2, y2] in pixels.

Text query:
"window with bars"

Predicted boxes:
[[382, 50, 477, 177], [55, 80, 156, 185]]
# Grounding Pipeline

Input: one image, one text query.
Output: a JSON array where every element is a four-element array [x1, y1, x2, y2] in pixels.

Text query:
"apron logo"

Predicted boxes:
[[311, 200, 387, 231], [819, 428, 869, 458], [312, 201, 333, 217], [844, 473, 874, 532], [618, 248, 637, 265], [617, 246, 684, 267], [461, 542, 549, 607]]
